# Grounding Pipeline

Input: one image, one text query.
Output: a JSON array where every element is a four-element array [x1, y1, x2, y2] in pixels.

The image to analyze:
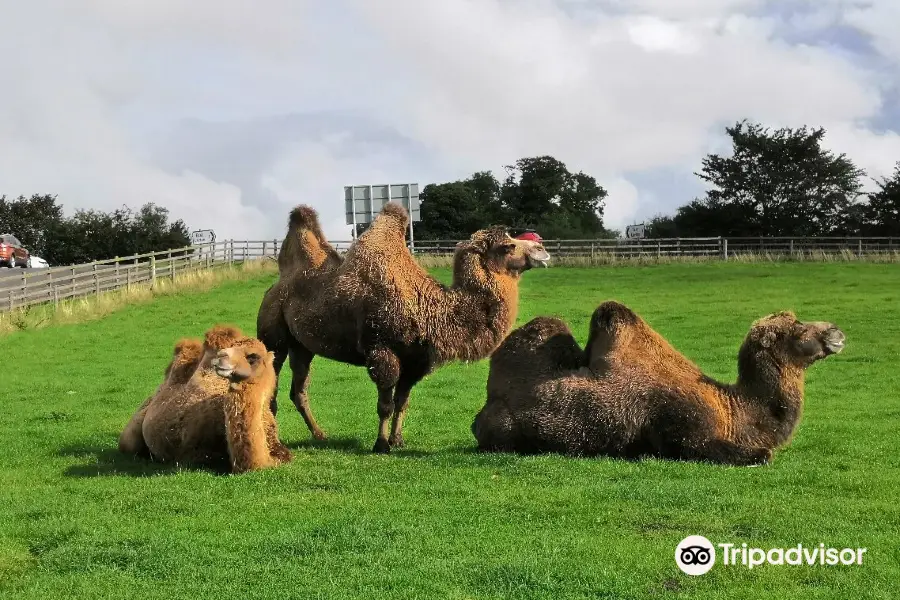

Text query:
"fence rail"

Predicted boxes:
[[1, 236, 897, 313], [0, 239, 283, 313]]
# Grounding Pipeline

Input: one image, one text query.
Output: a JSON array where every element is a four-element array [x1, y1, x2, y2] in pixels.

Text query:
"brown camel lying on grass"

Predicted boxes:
[[118, 325, 292, 473], [471, 301, 845, 466], [257, 202, 550, 453]]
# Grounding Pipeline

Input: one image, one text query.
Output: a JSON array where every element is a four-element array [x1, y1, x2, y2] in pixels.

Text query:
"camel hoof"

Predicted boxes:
[[372, 438, 391, 454], [388, 434, 405, 448], [312, 430, 328, 441]]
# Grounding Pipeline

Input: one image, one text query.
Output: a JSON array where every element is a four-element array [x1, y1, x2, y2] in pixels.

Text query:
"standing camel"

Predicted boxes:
[[257, 202, 550, 453]]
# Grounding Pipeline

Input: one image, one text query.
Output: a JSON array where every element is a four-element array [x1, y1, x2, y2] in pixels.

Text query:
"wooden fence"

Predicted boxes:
[[408, 236, 900, 258], [0, 240, 282, 313], [1, 236, 897, 313]]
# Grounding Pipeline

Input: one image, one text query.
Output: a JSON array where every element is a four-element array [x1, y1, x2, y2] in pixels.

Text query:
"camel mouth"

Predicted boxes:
[[823, 329, 846, 355], [212, 354, 236, 378], [527, 248, 551, 268]]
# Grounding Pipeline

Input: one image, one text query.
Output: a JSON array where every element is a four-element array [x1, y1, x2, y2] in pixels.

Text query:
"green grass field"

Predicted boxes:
[[1, 263, 898, 599]]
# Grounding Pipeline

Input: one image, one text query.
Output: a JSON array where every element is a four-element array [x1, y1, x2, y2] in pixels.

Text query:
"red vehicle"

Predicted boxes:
[[0, 234, 29, 268], [511, 228, 543, 243]]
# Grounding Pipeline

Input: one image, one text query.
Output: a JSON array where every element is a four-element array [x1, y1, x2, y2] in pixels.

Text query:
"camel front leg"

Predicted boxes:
[[366, 347, 400, 454], [263, 410, 293, 464], [389, 372, 424, 448], [678, 438, 773, 467], [388, 384, 412, 448]]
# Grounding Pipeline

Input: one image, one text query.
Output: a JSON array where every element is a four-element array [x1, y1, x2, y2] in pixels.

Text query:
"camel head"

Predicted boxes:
[[211, 338, 275, 383], [454, 226, 550, 278], [745, 311, 845, 367]]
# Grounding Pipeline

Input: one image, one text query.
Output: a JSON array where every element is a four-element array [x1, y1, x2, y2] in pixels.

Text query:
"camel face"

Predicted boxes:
[[459, 227, 551, 277], [212, 340, 273, 383], [750, 311, 845, 367]]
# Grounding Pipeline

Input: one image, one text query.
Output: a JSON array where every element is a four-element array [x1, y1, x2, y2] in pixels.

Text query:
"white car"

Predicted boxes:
[[27, 256, 49, 269]]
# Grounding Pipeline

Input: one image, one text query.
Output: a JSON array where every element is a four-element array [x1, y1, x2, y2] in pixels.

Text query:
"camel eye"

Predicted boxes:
[[246, 353, 261, 365], [499, 243, 515, 254]]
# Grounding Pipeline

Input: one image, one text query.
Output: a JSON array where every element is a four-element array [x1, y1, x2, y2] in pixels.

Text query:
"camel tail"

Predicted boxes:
[[278, 205, 343, 274]]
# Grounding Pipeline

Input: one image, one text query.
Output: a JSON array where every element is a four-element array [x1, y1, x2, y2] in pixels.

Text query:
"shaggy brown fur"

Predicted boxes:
[[120, 325, 292, 471], [118, 338, 204, 456], [257, 202, 551, 453], [277, 205, 343, 274], [471, 301, 845, 466], [257, 205, 344, 416]]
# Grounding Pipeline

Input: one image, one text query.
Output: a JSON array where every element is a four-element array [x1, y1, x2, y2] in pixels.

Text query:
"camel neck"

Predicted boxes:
[[438, 260, 518, 363], [223, 376, 275, 473], [734, 347, 805, 446]]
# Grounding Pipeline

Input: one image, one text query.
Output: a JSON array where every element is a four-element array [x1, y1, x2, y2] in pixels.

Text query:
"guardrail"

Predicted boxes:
[[2, 236, 896, 313]]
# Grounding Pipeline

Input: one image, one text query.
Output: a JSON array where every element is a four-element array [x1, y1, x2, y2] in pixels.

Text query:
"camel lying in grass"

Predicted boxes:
[[119, 325, 292, 473], [257, 202, 550, 453], [471, 301, 845, 466]]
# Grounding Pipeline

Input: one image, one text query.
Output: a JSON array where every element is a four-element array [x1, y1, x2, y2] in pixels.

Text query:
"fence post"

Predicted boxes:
[[244, 241, 249, 262], [229, 240, 235, 265], [53, 286, 59, 309], [262, 241, 267, 259], [150, 255, 157, 289], [47, 271, 53, 305], [789, 239, 794, 257], [7, 290, 12, 311], [21, 272, 27, 307], [168, 250, 175, 281], [274, 239, 279, 258], [93, 264, 100, 296], [71, 267, 76, 300], [590, 241, 595, 265], [126, 265, 132, 291], [858, 238, 863, 257], [114, 257, 120, 288], [720, 237, 727, 261]]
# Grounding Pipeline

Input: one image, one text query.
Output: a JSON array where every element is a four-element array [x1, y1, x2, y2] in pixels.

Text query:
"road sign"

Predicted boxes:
[[345, 184, 420, 226], [625, 224, 646, 239], [190, 229, 216, 245]]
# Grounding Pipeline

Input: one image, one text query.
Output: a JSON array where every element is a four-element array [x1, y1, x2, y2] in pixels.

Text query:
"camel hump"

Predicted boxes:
[[288, 205, 322, 230], [591, 301, 641, 331], [204, 324, 244, 351], [279, 205, 342, 274], [379, 201, 410, 227]]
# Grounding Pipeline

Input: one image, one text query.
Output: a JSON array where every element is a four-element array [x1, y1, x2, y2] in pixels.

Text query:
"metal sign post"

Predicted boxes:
[[344, 183, 420, 250], [625, 224, 646, 239]]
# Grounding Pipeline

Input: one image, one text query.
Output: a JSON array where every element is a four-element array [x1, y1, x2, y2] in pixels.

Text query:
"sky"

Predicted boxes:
[[2, 0, 900, 240]]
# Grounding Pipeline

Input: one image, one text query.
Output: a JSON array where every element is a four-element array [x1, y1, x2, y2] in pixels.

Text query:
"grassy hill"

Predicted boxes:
[[1, 263, 898, 599]]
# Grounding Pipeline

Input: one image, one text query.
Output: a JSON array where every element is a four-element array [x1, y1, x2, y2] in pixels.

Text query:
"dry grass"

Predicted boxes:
[[0, 258, 277, 336]]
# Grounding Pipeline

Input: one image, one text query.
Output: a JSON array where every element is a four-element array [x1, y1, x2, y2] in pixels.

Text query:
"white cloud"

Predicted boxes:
[[0, 0, 898, 240]]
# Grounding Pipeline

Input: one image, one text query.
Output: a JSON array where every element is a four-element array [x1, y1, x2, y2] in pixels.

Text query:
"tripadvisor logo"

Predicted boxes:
[[675, 536, 867, 576]]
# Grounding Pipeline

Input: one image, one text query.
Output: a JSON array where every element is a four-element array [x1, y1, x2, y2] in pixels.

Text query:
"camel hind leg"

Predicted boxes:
[[288, 343, 327, 441], [118, 395, 154, 457], [388, 368, 427, 448]]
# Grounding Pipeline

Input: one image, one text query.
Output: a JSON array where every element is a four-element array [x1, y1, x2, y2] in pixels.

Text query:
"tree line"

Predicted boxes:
[[0, 194, 190, 266], [416, 120, 900, 240]]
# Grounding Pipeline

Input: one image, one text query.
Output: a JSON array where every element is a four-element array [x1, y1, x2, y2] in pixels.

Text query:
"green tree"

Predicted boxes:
[[865, 162, 900, 236], [0, 194, 64, 257], [417, 172, 505, 239], [696, 120, 865, 236], [500, 156, 608, 237]]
